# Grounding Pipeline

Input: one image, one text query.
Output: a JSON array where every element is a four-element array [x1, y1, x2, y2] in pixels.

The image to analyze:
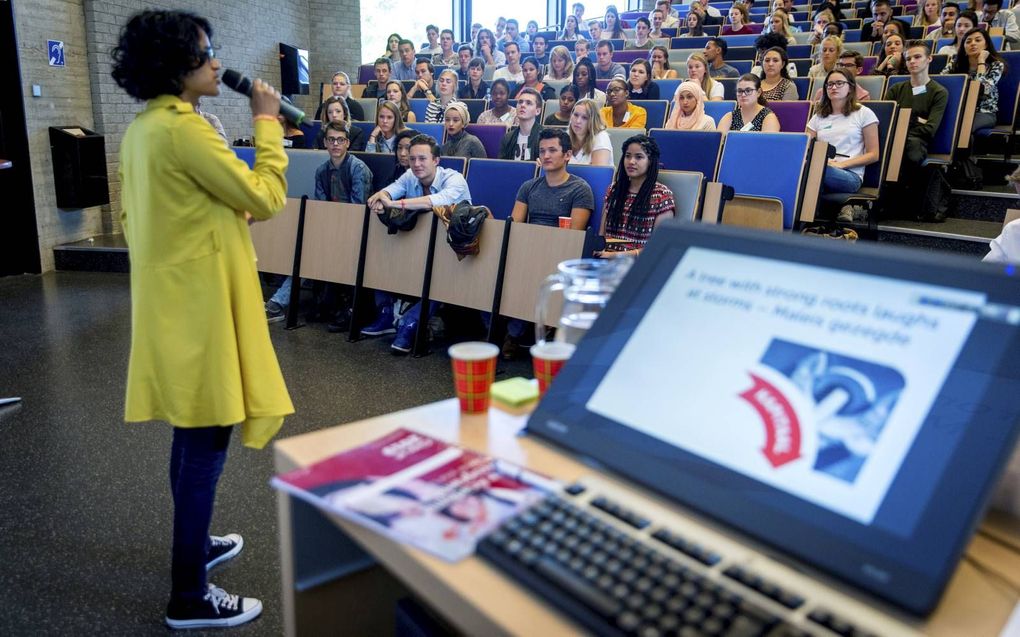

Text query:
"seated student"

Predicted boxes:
[[942, 28, 1006, 133], [723, 2, 755, 35], [627, 17, 656, 50], [751, 33, 799, 78], [755, 47, 800, 101], [650, 45, 679, 79], [681, 10, 708, 37], [424, 69, 459, 123], [809, 9, 837, 47], [705, 38, 741, 79], [882, 19, 909, 44], [384, 80, 416, 122], [649, 8, 669, 39], [765, 9, 798, 45], [874, 33, 907, 76], [627, 59, 659, 100], [561, 15, 582, 41], [568, 98, 613, 165], [603, 5, 627, 42], [476, 28, 506, 67], [315, 71, 365, 121], [383, 32, 402, 64], [409, 59, 436, 99], [601, 78, 649, 128], [459, 57, 489, 100], [367, 100, 408, 153], [575, 38, 594, 63], [314, 96, 366, 151], [665, 81, 718, 130], [279, 106, 306, 149], [365, 134, 472, 353], [493, 42, 524, 83], [516, 57, 556, 100], [654, 0, 680, 28], [532, 34, 550, 66], [362, 58, 392, 100], [456, 45, 473, 82], [432, 29, 459, 68], [938, 10, 976, 55], [511, 128, 595, 229], [441, 101, 487, 158], [983, 0, 1020, 50], [814, 50, 872, 101], [595, 40, 627, 80], [719, 74, 782, 132], [500, 19, 529, 53], [573, 57, 607, 109], [929, 2, 959, 42], [265, 121, 373, 323], [913, 0, 943, 30], [691, 0, 723, 27], [545, 46, 575, 83], [688, 52, 725, 101], [807, 69, 880, 221], [499, 88, 545, 159], [546, 85, 579, 125], [984, 218, 1020, 263], [388, 129, 417, 184], [586, 20, 603, 44], [392, 40, 418, 81], [809, 36, 843, 80], [600, 135, 676, 257], [884, 40, 948, 219], [478, 79, 517, 126], [420, 24, 441, 55]]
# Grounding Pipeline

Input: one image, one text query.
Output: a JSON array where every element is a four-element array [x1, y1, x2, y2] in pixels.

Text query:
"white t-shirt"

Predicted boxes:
[[984, 219, 1020, 264], [937, 44, 956, 56], [571, 130, 612, 165], [707, 81, 724, 100], [807, 106, 879, 178], [494, 67, 525, 83], [515, 132, 532, 161]]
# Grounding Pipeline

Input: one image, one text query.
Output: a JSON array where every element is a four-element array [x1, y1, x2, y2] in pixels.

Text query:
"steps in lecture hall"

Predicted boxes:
[[52, 234, 128, 273]]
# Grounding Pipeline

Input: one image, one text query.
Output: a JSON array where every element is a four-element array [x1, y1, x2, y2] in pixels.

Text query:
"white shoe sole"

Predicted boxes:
[[165, 599, 263, 629], [360, 326, 396, 336], [206, 534, 243, 571]]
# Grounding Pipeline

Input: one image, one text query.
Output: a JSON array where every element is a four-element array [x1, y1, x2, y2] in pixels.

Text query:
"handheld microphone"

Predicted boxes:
[[222, 69, 306, 125]]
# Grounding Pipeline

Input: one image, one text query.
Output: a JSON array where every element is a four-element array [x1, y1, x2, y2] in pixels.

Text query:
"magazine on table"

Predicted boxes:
[[271, 428, 555, 561]]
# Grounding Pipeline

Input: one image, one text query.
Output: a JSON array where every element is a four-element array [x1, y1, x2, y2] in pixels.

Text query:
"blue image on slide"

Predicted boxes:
[[761, 339, 905, 483]]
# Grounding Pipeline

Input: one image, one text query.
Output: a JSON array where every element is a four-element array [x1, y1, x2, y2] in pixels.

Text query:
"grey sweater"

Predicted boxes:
[[441, 131, 488, 159]]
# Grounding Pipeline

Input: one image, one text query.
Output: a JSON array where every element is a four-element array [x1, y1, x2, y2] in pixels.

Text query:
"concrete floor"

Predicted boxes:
[[0, 271, 530, 636]]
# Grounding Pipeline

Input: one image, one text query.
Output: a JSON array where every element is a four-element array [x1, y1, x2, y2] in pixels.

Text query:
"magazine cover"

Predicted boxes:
[[271, 429, 554, 561]]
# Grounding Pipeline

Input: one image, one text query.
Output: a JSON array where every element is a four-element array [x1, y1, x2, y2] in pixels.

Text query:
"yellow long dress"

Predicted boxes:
[[119, 95, 294, 449]]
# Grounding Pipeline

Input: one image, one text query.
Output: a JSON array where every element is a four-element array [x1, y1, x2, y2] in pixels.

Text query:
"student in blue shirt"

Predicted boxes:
[[365, 134, 473, 352]]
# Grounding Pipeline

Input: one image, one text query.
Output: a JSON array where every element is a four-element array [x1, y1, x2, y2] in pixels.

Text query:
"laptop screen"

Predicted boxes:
[[527, 222, 1020, 616]]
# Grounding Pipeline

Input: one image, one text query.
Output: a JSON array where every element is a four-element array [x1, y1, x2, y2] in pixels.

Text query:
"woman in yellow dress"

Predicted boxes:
[[112, 9, 292, 630]]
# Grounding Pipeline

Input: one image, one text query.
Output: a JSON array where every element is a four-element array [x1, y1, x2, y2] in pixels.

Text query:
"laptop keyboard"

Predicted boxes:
[[477, 490, 822, 637]]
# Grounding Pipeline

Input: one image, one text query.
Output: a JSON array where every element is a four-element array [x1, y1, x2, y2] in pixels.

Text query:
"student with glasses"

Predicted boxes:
[[807, 69, 880, 220], [601, 79, 648, 129], [718, 74, 781, 132], [813, 51, 872, 101], [314, 96, 366, 151]]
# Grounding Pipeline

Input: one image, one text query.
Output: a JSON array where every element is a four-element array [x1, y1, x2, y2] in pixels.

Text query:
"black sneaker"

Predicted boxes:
[[165, 584, 262, 629], [206, 533, 243, 571]]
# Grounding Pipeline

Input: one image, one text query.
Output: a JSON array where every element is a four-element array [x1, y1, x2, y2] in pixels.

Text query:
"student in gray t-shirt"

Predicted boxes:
[[511, 129, 595, 229]]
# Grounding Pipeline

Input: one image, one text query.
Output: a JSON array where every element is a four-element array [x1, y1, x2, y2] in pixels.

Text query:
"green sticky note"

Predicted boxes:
[[490, 377, 539, 408]]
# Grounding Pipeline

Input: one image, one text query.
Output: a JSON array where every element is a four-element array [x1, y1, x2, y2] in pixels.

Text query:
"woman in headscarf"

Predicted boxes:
[[664, 81, 717, 131]]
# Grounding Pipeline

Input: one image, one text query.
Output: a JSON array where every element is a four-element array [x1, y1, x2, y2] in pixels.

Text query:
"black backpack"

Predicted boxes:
[[917, 165, 951, 222]]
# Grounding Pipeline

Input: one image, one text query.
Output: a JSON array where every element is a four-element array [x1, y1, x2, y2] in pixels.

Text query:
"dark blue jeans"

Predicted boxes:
[[169, 425, 233, 602]]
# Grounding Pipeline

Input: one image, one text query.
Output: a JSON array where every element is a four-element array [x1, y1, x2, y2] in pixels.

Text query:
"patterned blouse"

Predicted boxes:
[[602, 182, 677, 250], [730, 106, 774, 131], [943, 56, 1004, 115], [760, 78, 795, 102]]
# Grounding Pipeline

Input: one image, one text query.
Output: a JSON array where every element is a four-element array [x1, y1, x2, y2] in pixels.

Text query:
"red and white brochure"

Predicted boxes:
[[272, 428, 554, 561]]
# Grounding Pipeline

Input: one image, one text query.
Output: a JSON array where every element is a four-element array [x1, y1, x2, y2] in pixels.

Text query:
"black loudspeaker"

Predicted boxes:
[[49, 126, 109, 209]]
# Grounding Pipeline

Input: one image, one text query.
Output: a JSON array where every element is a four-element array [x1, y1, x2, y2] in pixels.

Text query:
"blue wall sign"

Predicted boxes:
[[48, 40, 65, 67]]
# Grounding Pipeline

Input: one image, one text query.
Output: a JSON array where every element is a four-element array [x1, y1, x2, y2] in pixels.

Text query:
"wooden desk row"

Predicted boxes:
[[249, 199, 589, 354]]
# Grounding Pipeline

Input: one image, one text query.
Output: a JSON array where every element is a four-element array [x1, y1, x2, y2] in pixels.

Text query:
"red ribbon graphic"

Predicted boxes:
[[739, 373, 802, 468]]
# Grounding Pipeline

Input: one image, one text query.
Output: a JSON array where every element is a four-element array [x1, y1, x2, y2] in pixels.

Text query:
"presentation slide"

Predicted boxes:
[[587, 247, 984, 525]]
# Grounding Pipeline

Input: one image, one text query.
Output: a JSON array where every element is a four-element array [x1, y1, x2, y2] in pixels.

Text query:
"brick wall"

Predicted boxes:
[[15, 0, 362, 271]]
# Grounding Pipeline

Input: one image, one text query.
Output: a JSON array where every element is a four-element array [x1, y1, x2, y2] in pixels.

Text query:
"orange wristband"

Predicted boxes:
[[253, 115, 278, 123]]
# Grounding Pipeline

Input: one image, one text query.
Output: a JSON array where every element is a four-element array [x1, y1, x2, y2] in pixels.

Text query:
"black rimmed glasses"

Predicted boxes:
[[735, 88, 756, 96], [825, 80, 849, 89], [324, 136, 349, 146]]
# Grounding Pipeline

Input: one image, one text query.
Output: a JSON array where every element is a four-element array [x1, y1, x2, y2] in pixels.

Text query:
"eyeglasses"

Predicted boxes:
[[825, 80, 849, 89], [607, 86, 627, 94], [735, 88, 757, 96], [201, 46, 216, 62], [324, 136, 349, 145], [836, 62, 858, 69]]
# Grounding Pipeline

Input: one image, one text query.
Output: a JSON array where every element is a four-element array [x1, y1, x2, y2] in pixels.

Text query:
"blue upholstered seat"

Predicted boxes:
[[656, 170, 705, 221], [649, 129, 723, 180], [465, 124, 509, 160], [465, 159, 538, 219], [886, 73, 966, 164], [768, 101, 811, 132], [717, 132, 811, 229], [632, 100, 670, 128], [438, 156, 466, 174], [565, 164, 615, 232]]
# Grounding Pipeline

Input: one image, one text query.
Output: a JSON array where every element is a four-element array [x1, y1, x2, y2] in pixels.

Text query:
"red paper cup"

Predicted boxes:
[[448, 342, 500, 413], [530, 341, 576, 396], [558, 216, 572, 229]]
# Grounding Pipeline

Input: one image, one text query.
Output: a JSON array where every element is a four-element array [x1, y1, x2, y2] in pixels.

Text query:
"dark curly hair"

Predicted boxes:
[[605, 135, 662, 238], [111, 10, 213, 101]]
